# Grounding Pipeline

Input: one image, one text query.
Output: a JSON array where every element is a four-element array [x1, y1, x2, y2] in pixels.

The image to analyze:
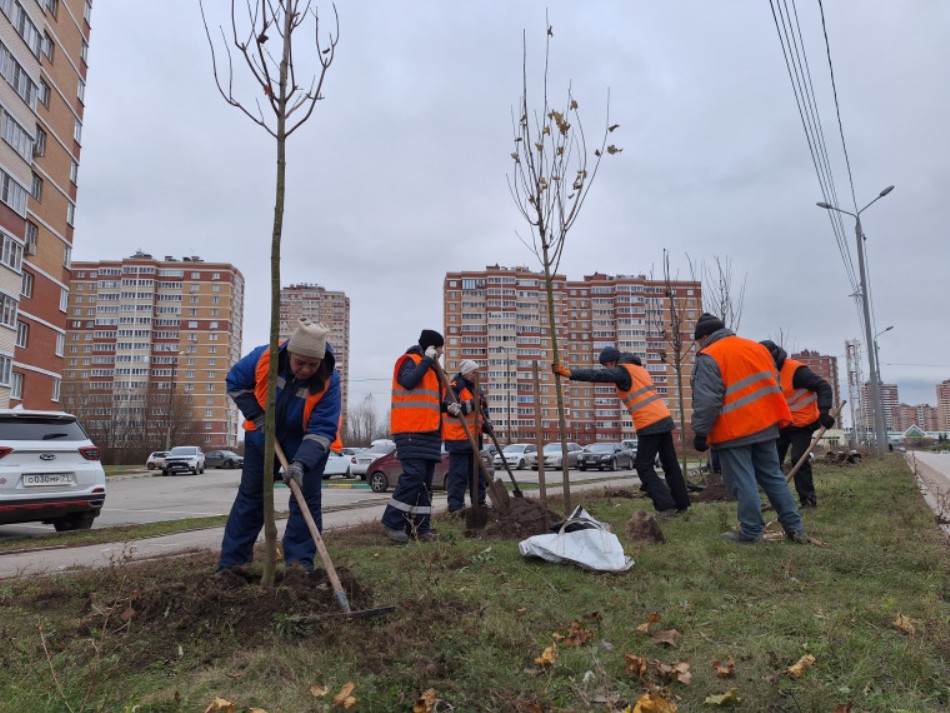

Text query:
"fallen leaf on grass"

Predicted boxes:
[[636, 613, 662, 633], [249, 709, 267, 713], [535, 643, 558, 666], [333, 681, 357, 708], [630, 692, 677, 712], [893, 613, 918, 635], [310, 685, 329, 697], [624, 653, 649, 678], [712, 656, 735, 677], [413, 687, 437, 713], [787, 654, 816, 678], [833, 704, 852, 712], [654, 661, 691, 685], [650, 629, 680, 647], [203, 699, 235, 713], [704, 688, 742, 705], [554, 621, 594, 646]]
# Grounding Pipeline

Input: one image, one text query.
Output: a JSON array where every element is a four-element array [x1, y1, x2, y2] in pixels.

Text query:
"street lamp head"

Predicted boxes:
[[816, 202, 833, 209], [879, 185, 895, 197]]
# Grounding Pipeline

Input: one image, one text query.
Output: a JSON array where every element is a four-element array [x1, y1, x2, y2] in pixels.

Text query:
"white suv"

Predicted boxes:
[[161, 446, 206, 476], [0, 408, 107, 531]]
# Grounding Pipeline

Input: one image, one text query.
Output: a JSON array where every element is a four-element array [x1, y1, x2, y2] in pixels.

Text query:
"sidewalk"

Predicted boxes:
[[0, 476, 642, 579]]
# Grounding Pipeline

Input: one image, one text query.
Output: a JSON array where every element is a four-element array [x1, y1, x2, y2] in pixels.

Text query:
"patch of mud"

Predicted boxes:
[[625, 511, 665, 543], [478, 497, 563, 539], [689, 474, 734, 503]]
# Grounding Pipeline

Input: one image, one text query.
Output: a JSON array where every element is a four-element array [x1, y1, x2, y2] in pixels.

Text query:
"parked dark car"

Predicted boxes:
[[577, 442, 635, 471], [364, 448, 495, 493], [205, 450, 244, 469]]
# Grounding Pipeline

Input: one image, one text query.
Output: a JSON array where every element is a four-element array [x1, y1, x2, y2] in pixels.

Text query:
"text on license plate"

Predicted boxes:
[[23, 473, 75, 487]]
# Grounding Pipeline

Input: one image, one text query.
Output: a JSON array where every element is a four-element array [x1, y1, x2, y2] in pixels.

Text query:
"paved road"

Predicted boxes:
[[0, 468, 644, 578], [905, 450, 950, 541]]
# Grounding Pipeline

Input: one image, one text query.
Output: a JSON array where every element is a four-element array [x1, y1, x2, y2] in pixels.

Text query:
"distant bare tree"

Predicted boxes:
[[507, 18, 619, 514], [344, 394, 390, 446], [201, 0, 339, 587], [689, 254, 747, 331]]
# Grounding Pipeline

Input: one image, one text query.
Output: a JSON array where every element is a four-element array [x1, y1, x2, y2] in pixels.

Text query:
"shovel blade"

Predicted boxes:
[[465, 504, 489, 530]]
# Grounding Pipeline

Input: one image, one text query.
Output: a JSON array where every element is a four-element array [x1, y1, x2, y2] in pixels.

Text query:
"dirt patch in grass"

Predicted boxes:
[[478, 496, 563, 539]]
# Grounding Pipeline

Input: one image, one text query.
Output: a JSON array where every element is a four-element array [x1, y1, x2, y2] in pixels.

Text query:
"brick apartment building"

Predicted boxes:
[[860, 382, 900, 433], [444, 265, 701, 445], [63, 252, 244, 453], [937, 380, 950, 432], [891, 402, 940, 434], [279, 282, 350, 431], [2, 0, 91, 408]]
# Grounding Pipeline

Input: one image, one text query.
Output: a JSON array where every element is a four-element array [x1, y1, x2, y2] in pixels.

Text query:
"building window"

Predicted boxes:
[[1, 234, 23, 270], [0, 170, 28, 215], [41, 32, 54, 60], [83, 0, 91, 23], [24, 221, 37, 254], [81, 39, 88, 63], [15, 321, 28, 348], [0, 355, 11, 386], [30, 172, 42, 200], [0, 293, 16, 328], [52, 377, 60, 402], [38, 78, 49, 107], [74, 119, 82, 144], [70, 160, 78, 184], [10, 372, 22, 399], [33, 125, 46, 157], [55, 333, 64, 356], [66, 201, 75, 226], [21, 270, 33, 297], [63, 245, 71, 267], [1, 111, 33, 161], [45, 0, 59, 18], [59, 287, 67, 312], [77, 78, 85, 103]]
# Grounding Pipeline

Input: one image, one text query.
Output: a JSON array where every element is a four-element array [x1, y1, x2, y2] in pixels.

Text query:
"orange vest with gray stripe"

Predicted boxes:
[[700, 336, 792, 444], [615, 363, 670, 431], [443, 379, 481, 442], [391, 353, 442, 434], [780, 358, 819, 428], [243, 347, 329, 433]]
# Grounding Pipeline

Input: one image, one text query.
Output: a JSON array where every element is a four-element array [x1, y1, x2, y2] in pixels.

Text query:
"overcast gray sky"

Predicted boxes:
[[74, 2, 949, 422]]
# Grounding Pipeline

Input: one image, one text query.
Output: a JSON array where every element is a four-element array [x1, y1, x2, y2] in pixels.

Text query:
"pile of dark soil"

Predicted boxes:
[[477, 496, 562, 539], [689, 474, 733, 503]]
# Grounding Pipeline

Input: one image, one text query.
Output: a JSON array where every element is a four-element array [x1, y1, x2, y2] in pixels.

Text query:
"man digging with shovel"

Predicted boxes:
[[443, 359, 492, 517]]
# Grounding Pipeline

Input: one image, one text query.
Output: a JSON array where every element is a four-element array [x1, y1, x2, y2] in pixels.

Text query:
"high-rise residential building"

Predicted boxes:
[[63, 252, 244, 453], [860, 381, 899, 433], [2, 0, 91, 408], [791, 349, 840, 407], [936, 380, 950, 432], [444, 266, 701, 445], [892, 403, 939, 433], [278, 282, 350, 429]]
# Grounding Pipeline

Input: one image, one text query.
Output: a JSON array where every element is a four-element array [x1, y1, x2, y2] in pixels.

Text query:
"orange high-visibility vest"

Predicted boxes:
[[243, 346, 328, 432], [615, 363, 671, 431], [700, 336, 791, 444], [390, 353, 442, 434], [780, 358, 819, 428], [443, 379, 481, 442]]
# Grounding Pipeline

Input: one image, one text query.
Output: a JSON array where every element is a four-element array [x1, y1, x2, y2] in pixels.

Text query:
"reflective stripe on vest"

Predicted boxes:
[[615, 363, 670, 430], [244, 346, 328, 432], [443, 380, 480, 442], [700, 336, 792, 444], [780, 358, 819, 428], [390, 353, 442, 434]]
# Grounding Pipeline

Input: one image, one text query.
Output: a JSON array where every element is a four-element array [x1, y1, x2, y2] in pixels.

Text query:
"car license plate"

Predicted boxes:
[[23, 473, 75, 487]]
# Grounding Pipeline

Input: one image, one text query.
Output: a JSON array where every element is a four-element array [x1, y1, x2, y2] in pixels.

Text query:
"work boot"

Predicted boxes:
[[800, 500, 817, 510], [414, 530, 440, 542], [382, 526, 409, 543], [656, 509, 677, 520], [720, 531, 763, 544], [785, 529, 809, 544]]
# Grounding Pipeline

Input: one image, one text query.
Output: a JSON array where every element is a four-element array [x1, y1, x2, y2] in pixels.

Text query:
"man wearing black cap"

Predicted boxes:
[[381, 329, 447, 543], [553, 347, 691, 516], [691, 314, 807, 544], [759, 340, 835, 509]]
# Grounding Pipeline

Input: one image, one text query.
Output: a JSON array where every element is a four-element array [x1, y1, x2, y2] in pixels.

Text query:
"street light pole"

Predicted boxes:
[[817, 185, 894, 455]]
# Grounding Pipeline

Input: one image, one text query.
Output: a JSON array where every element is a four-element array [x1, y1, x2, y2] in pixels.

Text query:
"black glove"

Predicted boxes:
[[482, 420, 493, 435], [252, 413, 266, 429], [284, 461, 305, 489], [819, 409, 836, 429], [693, 434, 708, 452]]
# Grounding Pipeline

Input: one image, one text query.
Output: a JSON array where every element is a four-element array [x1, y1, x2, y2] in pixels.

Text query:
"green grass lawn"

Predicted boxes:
[[0, 455, 947, 712]]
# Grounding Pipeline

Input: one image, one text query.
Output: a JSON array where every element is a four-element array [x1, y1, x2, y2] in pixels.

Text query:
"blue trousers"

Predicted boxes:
[[381, 458, 435, 535], [718, 440, 804, 538], [446, 450, 486, 511], [218, 437, 328, 572]]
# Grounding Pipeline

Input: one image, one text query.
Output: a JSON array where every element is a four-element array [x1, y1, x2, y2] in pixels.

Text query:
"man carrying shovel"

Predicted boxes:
[[218, 318, 341, 573], [443, 359, 492, 515]]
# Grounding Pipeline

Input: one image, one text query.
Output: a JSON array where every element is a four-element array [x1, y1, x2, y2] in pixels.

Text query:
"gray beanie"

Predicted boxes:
[[287, 318, 329, 359], [459, 359, 480, 375], [693, 313, 725, 340], [599, 346, 621, 365]]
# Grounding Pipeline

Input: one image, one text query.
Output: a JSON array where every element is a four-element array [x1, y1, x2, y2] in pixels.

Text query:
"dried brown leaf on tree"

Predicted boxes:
[[650, 628, 680, 647], [704, 688, 742, 705], [712, 655, 735, 677], [786, 654, 816, 678], [893, 612, 918, 635], [203, 699, 236, 713], [607, 144, 623, 154], [413, 688, 438, 713], [608, 123, 620, 131]]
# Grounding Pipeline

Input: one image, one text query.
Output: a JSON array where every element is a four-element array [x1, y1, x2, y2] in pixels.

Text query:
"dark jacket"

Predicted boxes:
[[568, 352, 674, 436], [393, 345, 444, 462], [444, 373, 490, 453]]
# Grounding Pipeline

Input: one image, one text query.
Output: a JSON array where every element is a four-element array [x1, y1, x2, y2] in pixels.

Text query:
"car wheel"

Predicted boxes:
[[368, 471, 389, 493], [225, 459, 234, 469], [517, 458, 526, 470], [161, 469, 169, 476], [53, 512, 96, 532], [199, 466, 205, 474], [147, 463, 156, 470]]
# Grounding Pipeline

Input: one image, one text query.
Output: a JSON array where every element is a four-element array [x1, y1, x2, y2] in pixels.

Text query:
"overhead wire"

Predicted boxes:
[[768, 0, 859, 295]]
